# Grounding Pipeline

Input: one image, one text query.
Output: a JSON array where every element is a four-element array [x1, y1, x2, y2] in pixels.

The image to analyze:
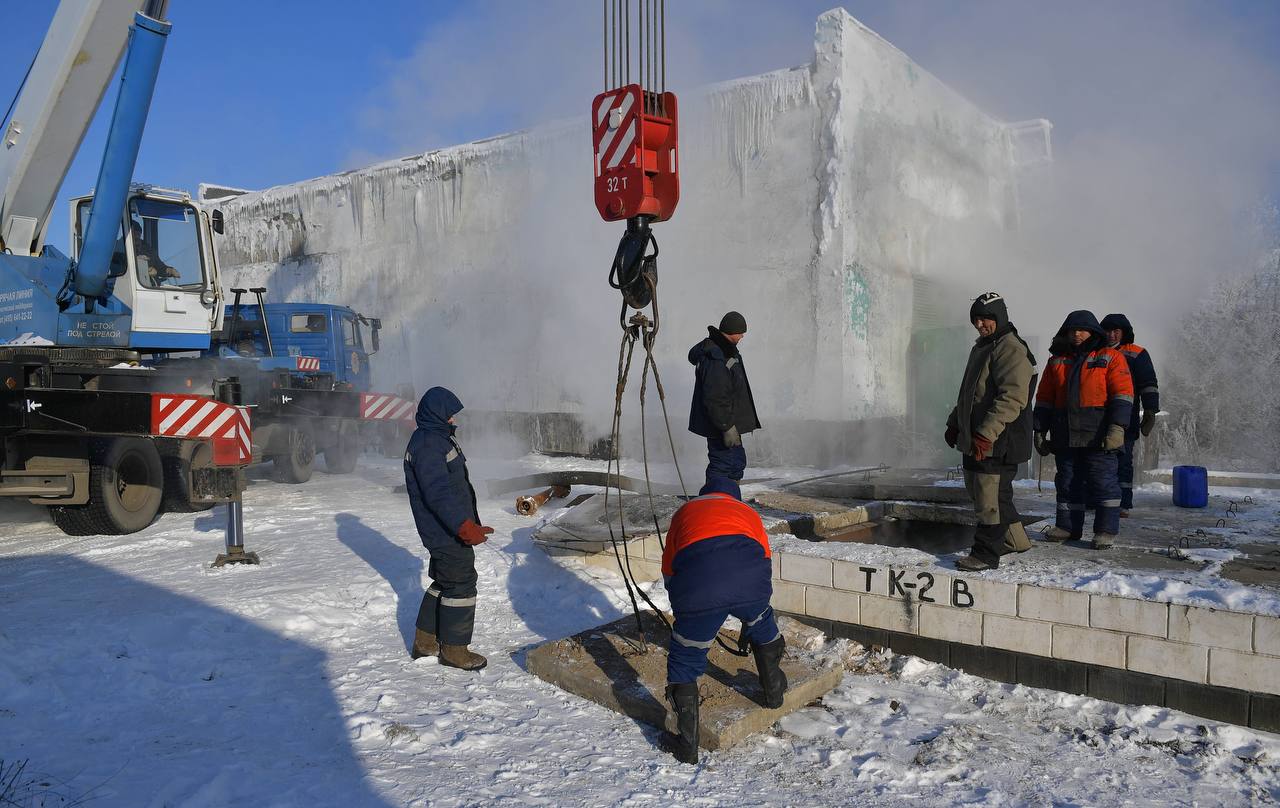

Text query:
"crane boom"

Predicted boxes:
[[0, 0, 148, 256]]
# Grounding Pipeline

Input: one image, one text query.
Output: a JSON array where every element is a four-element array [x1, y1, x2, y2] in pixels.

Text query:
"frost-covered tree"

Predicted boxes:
[[1164, 207, 1280, 470]]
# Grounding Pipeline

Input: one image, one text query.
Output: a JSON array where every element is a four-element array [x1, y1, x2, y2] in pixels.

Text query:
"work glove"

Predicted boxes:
[[1103, 424, 1126, 452], [944, 424, 959, 449], [722, 425, 742, 448], [1034, 431, 1051, 457], [457, 519, 494, 546], [1140, 409, 1158, 437], [971, 434, 993, 462]]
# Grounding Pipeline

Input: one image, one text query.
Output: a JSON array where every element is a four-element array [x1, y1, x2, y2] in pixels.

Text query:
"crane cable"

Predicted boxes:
[[600, 278, 751, 658]]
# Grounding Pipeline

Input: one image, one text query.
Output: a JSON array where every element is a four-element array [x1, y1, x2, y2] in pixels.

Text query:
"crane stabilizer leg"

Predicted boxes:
[[212, 495, 259, 567], [210, 377, 258, 566]]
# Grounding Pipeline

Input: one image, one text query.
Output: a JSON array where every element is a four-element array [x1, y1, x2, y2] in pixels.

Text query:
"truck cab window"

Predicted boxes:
[[129, 197, 203, 289], [75, 200, 126, 277], [290, 314, 328, 333], [342, 316, 362, 350]]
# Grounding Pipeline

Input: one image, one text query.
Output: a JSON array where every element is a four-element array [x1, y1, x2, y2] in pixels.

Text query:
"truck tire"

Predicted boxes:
[[49, 438, 164, 536], [161, 441, 215, 513], [324, 422, 360, 474], [271, 426, 315, 484]]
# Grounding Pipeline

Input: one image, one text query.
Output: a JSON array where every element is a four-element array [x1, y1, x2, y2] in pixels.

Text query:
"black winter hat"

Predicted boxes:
[[969, 292, 1009, 330], [719, 311, 747, 335], [1099, 313, 1135, 344]]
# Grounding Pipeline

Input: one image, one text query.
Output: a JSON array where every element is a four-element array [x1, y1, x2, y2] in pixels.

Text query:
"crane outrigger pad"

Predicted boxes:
[[524, 611, 846, 752]]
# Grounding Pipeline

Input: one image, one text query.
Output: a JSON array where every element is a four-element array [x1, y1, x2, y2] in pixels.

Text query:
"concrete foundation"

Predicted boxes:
[[524, 612, 845, 752], [535, 468, 1280, 732]]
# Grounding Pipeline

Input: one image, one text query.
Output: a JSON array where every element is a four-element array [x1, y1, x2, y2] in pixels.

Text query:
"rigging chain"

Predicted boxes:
[[601, 276, 749, 657]]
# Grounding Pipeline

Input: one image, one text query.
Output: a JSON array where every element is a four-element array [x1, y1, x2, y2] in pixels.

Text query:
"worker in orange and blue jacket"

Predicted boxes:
[[660, 477, 786, 765], [1100, 313, 1160, 516], [1033, 311, 1135, 549]]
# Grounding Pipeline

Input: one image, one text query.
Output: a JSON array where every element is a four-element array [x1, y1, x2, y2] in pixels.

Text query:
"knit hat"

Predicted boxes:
[[718, 311, 747, 335], [698, 476, 742, 501], [969, 292, 1009, 330]]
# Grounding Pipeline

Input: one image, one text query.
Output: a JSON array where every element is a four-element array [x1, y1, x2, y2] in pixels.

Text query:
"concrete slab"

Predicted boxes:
[[533, 492, 682, 554], [524, 612, 846, 751], [1145, 469, 1280, 490]]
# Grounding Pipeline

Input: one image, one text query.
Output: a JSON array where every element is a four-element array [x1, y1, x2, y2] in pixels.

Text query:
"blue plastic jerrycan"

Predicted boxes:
[[1172, 465, 1209, 508]]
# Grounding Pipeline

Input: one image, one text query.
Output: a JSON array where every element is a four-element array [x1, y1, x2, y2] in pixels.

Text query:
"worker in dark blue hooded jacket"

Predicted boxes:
[[403, 387, 493, 671], [659, 476, 786, 764], [1100, 313, 1160, 515]]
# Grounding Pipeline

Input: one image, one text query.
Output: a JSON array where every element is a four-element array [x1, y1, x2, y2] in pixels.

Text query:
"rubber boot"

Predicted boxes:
[[439, 644, 487, 671], [751, 636, 789, 709], [411, 629, 438, 660], [664, 682, 700, 765]]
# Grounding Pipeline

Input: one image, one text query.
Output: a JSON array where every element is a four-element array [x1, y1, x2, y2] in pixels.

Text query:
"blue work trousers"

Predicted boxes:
[[668, 601, 779, 685], [1054, 448, 1122, 537], [415, 538, 478, 645], [705, 435, 747, 483], [1118, 440, 1136, 510]]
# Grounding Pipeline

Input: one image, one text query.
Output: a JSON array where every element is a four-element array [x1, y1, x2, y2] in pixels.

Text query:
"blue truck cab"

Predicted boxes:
[[216, 302, 381, 391]]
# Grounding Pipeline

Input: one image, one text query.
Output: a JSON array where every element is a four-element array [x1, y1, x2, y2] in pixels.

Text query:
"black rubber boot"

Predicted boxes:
[[664, 682, 700, 765], [751, 636, 788, 709]]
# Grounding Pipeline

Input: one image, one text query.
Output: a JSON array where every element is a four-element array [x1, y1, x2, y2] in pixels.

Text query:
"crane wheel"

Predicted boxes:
[[324, 422, 360, 474], [270, 426, 315, 484], [49, 438, 164, 536]]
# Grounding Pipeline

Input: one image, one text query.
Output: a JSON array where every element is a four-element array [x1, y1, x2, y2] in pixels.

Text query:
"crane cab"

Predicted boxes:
[[69, 184, 224, 352]]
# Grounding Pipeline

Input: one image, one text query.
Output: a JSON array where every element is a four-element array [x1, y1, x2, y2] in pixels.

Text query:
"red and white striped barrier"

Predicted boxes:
[[360, 393, 415, 422], [150, 395, 252, 465], [296, 356, 321, 371]]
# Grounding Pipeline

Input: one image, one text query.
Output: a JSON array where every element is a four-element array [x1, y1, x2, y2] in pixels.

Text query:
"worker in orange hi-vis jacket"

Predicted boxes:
[[1033, 311, 1134, 550], [659, 476, 785, 765]]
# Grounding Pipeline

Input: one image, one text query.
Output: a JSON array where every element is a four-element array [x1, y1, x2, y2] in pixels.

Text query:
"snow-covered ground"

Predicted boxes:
[[2, 454, 1278, 806]]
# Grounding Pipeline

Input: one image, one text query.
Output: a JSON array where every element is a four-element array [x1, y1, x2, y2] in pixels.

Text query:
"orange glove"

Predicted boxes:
[[457, 519, 494, 546], [971, 434, 993, 461]]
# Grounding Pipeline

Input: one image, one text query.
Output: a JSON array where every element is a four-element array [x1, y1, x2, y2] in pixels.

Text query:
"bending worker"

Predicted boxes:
[[1100, 313, 1160, 516], [661, 477, 786, 765], [404, 386, 493, 671], [945, 291, 1037, 571], [687, 311, 761, 484], [1034, 311, 1134, 549]]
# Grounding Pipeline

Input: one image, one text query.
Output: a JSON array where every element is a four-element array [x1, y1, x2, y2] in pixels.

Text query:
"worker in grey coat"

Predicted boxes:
[[946, 292, 1038, 571]]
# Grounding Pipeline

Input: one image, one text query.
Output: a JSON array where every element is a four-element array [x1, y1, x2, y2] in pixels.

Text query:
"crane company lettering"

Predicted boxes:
[[0, 288, 34, 324]]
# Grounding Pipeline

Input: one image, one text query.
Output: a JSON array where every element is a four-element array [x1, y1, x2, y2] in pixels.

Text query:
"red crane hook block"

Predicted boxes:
[[591, 85, 679, 224]]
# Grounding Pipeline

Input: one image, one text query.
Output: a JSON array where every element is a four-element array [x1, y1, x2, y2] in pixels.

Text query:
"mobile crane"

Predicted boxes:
[[0, 0, 250, 536]]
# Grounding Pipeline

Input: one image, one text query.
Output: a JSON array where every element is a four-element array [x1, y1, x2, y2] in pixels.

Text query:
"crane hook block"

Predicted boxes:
[[592, 85, 679, 223]]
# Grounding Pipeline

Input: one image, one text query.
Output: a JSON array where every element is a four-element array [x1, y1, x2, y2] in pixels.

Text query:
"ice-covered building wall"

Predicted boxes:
[[209, 10, 1022, 464]]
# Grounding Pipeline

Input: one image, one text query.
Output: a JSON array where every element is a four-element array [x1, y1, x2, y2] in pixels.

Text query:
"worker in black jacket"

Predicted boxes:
[[687, 311, 761, 484], [403, 387, 493, 671]]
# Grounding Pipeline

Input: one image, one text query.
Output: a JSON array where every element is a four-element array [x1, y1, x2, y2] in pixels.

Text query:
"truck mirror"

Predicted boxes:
[[211, 209, 225, 235], [370, 320, 381, 354]]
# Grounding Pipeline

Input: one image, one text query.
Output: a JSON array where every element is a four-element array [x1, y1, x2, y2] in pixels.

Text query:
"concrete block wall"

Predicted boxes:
[[585, 535, 1280, 706]]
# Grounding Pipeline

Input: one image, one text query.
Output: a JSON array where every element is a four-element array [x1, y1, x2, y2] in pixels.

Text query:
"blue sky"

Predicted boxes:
[[4, 1, 1279, 251]]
